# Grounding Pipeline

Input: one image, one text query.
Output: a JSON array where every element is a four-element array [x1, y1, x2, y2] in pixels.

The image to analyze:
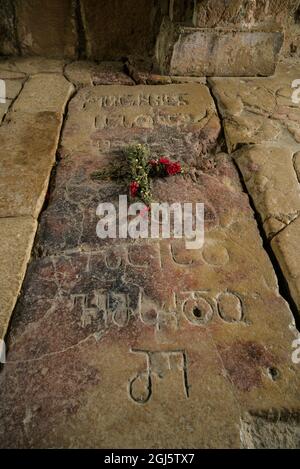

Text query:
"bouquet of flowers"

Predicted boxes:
[[91, 144, 183, 206]]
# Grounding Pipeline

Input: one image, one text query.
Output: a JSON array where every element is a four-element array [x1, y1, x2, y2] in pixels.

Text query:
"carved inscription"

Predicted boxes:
[[72, 288, 245, 332], [94, 112, 200, 130], [86, 91, 204, 130], [72, 289, 136, 329], [129, 349, 189, 404], [85, 93, 190, 109], [86, 241, 228, 271]]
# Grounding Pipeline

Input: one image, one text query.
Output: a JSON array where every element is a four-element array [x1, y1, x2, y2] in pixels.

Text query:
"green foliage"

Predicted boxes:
[[91, 143, 183, 206]]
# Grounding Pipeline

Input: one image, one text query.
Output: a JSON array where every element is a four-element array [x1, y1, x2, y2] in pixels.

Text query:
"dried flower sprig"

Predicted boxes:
[[91, 144, 183, 205]]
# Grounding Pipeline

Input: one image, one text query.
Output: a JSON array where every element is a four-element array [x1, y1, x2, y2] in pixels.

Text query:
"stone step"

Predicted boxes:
[[156, 19, 283, 76]]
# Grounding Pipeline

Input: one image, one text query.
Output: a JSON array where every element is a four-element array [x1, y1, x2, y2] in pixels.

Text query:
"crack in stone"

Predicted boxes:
[[208, 81, 300, 331], [293, 151, 300, 185], [0, 74, 28, 125], [5, 332, 98, 365]]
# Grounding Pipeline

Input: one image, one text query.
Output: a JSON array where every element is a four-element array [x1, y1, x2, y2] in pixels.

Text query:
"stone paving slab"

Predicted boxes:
[[0, 57, 66, 75], [209, 61, 300, 152], [233, 145, 300, 238], [2, 79, 23, 101], [65, 61, 134, 87], [0, 61, 74, 341], [272, 217, 300, 312], [0, 217, 37, 340], [0, 82, 299, 448], [0, 111, 65, 218], [0, 74, 74, 218], [209, 60, 300, 315], [0, 71, 25, 122], [12, 73, 73, 114]]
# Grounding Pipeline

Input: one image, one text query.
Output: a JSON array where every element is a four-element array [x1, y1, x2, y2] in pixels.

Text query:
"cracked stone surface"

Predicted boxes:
[[0, 60, 74, 340], [0, 70, 299, 449], [0, 73, 74, 217], [156, 22, 283, 77], [0, 57, 66, 75], [0, 217, 37, 340], [210, 60, 300, 315], [272, 217, 300, 312]]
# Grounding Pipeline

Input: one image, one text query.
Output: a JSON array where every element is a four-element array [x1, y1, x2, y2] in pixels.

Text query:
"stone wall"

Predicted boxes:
[[193, 0, 300, 57], [156, 0, 300, 76], [0, 0, 299, 74], [0, 0, 168, 60]]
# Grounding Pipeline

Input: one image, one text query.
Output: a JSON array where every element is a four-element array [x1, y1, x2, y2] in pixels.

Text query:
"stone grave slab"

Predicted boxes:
[[0, 83, 299, 448], [36, 83, 221, 254]]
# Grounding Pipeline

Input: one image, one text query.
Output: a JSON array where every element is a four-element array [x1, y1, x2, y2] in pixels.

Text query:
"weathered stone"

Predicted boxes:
[[65, 61, 134, 87], [60, 83, 220, 159], [0, 217, 37, 339], [0, 76, 24, 122], [0, 66, 26, 80], [272, 217, 300, 311], [11, 57, 66, 75], [193, 0, 300, 56], [194, 0, 298, 28], [209, 61, 300, 151], [0, 81, 299, 448], [15, 0, 76, 58], [0, 74, 74, 218], [241, 411, 300, 448], [0, 78, 23, 100], [285, 23, 300, 57], [171, 76, 206, 85], [193, 0, 300, 59], [81, 0, 162, 60], [2, 153, 300, 446], [0, 0, 298, 63], [0, 0, 19, 55], [125, 58, 172, 85], [156, 20, 283, 76], [1, 167, 299, 447], [0, 112, 63, 218], [12, 73, 73, 114], [234, 145, 300, 238], [0, 100, 10, 122], [210, 60, 300, 314], [0, 56, 299, 448], [35, 83, 221, 254]]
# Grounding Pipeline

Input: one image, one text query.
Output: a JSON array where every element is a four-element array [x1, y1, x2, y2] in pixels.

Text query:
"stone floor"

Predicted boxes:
[[0, 57, 300, 448]]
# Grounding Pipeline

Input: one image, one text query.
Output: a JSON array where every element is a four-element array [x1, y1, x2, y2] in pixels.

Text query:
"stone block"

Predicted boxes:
[[156, 21, 283, 76]]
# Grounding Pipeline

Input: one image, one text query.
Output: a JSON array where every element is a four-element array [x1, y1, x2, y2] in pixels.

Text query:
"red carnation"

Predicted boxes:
[[166, 162, 182, 176], [130, 181, 139, 197], [159, 157, 171, 165]]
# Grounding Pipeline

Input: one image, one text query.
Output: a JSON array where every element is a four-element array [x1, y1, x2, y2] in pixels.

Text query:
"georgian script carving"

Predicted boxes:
[[129, 349, 190, 404]]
